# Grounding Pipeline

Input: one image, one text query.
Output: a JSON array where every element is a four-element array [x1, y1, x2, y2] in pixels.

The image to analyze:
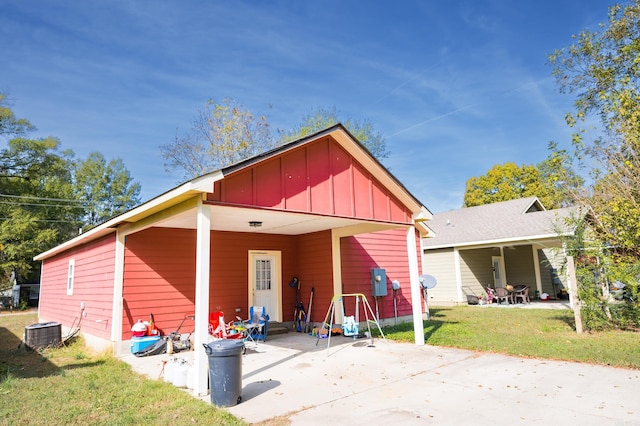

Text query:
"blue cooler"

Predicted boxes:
[[131, 336, 161, 353]]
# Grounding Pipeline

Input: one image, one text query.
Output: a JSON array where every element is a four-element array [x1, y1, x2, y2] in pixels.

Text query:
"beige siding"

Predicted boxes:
[[538, 248, 566, 297], [422, 248, 459, 303], [459, 248, 498, 299], [504, 245, 536, 287]]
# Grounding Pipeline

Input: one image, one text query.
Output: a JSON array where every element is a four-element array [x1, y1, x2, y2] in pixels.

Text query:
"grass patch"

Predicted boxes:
[[0, 312, 245, 426], [379, 306, 640, 369]]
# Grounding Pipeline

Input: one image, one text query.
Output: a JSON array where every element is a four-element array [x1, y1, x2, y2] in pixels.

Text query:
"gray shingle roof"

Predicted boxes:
[[422, 197, 577, 249]]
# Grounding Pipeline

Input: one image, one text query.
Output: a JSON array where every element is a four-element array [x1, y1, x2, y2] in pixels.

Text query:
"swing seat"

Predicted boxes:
[[342, 315, 359, 336]]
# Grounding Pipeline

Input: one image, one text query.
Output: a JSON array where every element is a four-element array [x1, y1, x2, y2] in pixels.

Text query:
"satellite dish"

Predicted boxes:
[[419, 274, 437, 289]]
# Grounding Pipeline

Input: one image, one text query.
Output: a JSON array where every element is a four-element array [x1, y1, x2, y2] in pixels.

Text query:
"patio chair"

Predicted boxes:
[[239, 306, 269, 342], [494, 287, 512, 304], [513, 286, 531, 304]]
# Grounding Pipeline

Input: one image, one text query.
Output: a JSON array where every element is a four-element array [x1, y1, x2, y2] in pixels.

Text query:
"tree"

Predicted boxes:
[[548, 1, 640, 330], [463, 162, 555, 208], [74, 152, 141, 226], [548, 0, 640, 259], [536, 141, 584, 208], [279, 106, 390, 161], [0, 97, 142, 286], [161, 98, 275, 181], [0, 137, 79, 284], [0, 93, 35, 138]]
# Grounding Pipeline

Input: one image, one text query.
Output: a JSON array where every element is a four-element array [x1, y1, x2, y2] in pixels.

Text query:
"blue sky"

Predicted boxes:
[[0, 1, 608, 213]]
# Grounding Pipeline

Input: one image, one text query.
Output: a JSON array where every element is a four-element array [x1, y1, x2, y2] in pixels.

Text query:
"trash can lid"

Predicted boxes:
[[203, 339, 245, 356]]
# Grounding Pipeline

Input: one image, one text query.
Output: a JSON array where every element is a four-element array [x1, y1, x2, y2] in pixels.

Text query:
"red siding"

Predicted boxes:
[[209, 231, 298, 321], [340, 228, 423, 320], [123, 228, 196, 338], [307, 141, 332, 214], [296, 230, 333, 324], [255, 158, 283, 208], [213, 136, 412, 223], [39, 234, 116, 340], [122, 228, 300, 337]]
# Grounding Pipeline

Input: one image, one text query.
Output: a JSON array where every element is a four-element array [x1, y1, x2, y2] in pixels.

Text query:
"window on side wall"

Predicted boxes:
[[67, 259, 75, 296]]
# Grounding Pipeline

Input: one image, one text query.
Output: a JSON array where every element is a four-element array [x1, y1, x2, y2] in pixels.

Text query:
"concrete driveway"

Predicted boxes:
[[124, 327, 639, 425]]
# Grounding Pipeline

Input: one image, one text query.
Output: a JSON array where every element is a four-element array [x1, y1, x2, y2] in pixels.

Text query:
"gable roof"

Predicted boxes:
[[422, 197, 577, 249], [35, 124, 432, 261]]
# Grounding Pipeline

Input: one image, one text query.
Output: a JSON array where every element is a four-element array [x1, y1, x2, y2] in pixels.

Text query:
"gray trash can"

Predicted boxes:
[[203, 339, 245, 406]]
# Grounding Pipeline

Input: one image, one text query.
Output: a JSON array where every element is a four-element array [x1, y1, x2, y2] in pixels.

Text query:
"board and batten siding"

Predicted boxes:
[[39, 234, 116, 341], [422, 248, 459, 304], [207, 136, 413, 224]]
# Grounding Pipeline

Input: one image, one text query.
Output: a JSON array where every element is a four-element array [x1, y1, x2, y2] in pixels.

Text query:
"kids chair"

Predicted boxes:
[[208, 311, 243, 339], [240, 306, 269, 342]]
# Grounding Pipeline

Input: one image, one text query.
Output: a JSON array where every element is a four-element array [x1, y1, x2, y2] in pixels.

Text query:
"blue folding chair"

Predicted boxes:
[[241, 306, 269, 343]]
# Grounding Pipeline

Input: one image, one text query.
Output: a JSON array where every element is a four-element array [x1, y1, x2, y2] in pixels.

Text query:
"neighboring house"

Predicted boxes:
[[422, 197, 576, 305], [34, 124, 432, 396]]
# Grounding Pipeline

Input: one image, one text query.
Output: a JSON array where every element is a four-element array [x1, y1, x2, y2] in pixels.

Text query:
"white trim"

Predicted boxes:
[[423, 233, 572, 251], [110, 231, 125, 353], [331, 229, 344, 324], [532, 245, 542, 296], [34, 172, 223, 261], [406, 226, 424, 346], [66, 259, 75, 296], [193, 198, 211, 397], [499, 247, 507, 284], [454, 248, 463, 302], [248, 250, 282, 322]]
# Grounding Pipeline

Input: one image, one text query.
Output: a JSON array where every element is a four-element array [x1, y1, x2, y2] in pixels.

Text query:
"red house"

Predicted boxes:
[[34, 124, 432, 396]]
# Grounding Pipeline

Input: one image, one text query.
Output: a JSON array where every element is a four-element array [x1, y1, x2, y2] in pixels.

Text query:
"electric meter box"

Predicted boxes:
[[371, 268, 387, 297]]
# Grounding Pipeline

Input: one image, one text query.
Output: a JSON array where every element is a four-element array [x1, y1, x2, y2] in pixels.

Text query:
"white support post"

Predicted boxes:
[[406, 226, 425, 345], [110, 230, 125, 355], [532, 245, 542, 298], [331, 229, 344, 324], [193, 198, 211, 397], [454, 248, 463, 303]]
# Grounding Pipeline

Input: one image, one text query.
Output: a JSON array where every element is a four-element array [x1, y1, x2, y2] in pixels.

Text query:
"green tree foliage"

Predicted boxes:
[[549, 1, 640, 259], [161, 98, 275, 180], [0, 93, 34, 138], [280, 106, 390, 161], [463, 162, 555, 208], [74, 152, 141, 226], [0, 137, 79, 284], [548, 1, 640, 330], [0, 94, 141, 285], [536, 141, 585, 208]]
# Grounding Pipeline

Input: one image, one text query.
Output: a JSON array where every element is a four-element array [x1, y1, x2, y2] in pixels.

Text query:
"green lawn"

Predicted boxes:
[[0, 312, 246, 426], [1, 307, 638, 425], [381, 306, 640, 369]]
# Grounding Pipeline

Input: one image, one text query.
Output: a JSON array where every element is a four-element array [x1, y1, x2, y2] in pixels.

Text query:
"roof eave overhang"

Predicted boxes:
[[423, 232, 572, 251], [34, 172, 224, 261]]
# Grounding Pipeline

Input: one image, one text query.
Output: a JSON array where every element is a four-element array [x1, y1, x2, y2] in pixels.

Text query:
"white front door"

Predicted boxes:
[[248, 251, 281, 322], [492, 256, 505, 288]]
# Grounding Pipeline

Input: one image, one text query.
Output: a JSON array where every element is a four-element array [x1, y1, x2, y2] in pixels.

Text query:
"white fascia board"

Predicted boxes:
[[34, 172, 223, 261], [422, 232, 571, 251]]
